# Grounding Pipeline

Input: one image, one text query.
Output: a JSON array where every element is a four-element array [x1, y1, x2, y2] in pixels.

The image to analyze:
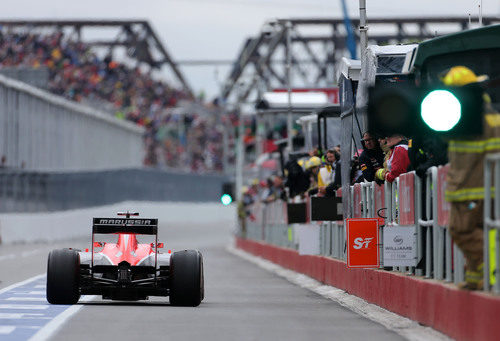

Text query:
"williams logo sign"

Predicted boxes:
[[393, 235, 404, 245]]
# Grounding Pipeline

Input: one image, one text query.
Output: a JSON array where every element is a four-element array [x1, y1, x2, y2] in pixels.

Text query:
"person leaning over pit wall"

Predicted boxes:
[[375, 134, 410, 183], [359, 132, 385, 182], [375, 136, 391, 183], [384, 134, 410, 183]]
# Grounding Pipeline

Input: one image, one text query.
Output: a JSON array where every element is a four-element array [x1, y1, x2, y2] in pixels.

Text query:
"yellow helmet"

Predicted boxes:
[[441, 66, 488, 87], [305, 156, 322, 170]]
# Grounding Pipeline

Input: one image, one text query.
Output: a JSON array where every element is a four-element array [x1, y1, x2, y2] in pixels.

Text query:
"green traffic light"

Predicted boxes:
[[221, 194, 233, 206], [421, 90, 462, 131]]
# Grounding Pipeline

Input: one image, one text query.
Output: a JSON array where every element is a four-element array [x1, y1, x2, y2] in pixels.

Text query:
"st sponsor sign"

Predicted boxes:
[[383, 226, 417, 267], [346, 218, 380, 268]]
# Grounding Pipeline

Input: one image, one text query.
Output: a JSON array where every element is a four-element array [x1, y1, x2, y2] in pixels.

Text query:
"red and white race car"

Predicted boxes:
[[46, 212, 204, 306]]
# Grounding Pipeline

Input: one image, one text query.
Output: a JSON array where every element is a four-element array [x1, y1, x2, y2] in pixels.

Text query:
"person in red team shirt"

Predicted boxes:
[[384, 133, 410, 183]]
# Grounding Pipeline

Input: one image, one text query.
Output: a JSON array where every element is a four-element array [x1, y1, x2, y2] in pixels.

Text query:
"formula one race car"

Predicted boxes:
[[46, 212, 204, 306]]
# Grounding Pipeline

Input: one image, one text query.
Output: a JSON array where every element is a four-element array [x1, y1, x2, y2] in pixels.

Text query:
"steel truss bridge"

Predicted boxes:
[[0, 20, 193, 97], [221, 16, 500, 104]]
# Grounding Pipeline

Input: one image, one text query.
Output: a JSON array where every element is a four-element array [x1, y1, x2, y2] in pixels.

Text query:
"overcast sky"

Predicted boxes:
[[2, 0, 499, 99]]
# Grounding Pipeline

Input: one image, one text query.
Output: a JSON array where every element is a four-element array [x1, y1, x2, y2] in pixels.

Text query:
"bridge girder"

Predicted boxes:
[[222, 16, 500, 104]]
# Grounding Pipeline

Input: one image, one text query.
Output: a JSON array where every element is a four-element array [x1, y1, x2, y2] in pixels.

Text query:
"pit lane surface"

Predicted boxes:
[[0, 203, 404, 341]]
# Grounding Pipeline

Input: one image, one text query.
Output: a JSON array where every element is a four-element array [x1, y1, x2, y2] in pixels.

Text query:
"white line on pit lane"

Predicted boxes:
[[0, 313, 49, 319], [28, 295, 96, 341], [0, 274, 97, 340], [11, 291, 45, 295], [0, 304, 48, 310], [227, 244, 451, 341], [0, 326, 16, 334], [0, 274, 45, 295], [5, 297, 47, 301]]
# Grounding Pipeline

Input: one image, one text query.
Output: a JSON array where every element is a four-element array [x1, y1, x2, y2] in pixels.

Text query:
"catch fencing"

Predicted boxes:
[[243, 163, 500, 289], [0, 74, 144, 171]]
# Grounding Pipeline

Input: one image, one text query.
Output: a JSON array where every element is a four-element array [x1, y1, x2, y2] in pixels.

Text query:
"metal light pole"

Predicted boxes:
[[359, 0, 368, 73], [285, 20, 293, 153], [479, 0, 483, 26], [235, 83, 245, 201]]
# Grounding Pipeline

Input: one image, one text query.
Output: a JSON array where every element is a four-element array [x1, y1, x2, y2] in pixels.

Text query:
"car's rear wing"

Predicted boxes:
[[92, 218, 158, 235]]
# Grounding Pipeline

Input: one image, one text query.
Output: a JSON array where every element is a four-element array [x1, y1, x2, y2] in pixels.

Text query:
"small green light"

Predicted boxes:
[[221, 194, 233, 205], [421, 90, 461, 131]]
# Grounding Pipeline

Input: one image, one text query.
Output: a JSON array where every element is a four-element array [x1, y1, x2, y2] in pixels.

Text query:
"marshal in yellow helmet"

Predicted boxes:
[[305, 156, 322, 170], [441, 66, 488, 87]]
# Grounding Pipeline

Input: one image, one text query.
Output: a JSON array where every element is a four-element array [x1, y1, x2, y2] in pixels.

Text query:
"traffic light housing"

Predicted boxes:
[[368, 82, 484, 139], [221, 182, 235, 205]]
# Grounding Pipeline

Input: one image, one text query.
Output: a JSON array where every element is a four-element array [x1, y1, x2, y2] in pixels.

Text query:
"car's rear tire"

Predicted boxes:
[[46, 249, 81, 304], [169, 250, 204, 307]]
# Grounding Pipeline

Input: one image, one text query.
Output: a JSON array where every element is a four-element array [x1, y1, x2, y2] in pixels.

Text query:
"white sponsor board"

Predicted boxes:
[[383, 226, 417, 267], [297, 224, 320, 255]]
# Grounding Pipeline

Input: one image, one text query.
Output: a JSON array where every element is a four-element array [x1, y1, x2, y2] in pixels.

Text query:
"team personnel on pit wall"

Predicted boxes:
[[375, 133, 410, 183], [318, 149, 338, 189], [444, 66, 500, 290], [359, 132, 385, 182], [305, 156, 322, 196]]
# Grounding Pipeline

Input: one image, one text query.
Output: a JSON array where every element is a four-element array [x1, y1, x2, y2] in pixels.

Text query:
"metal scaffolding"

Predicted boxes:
[[0, 19, 193, 97], [221, 16, 500, 104]]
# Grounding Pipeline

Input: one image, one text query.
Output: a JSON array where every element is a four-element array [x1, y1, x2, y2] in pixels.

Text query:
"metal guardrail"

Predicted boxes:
[[242, 165, 474, 289], [0, 168, 228, 212], [484, 153, 500, 293], [0, 74, 144, 170]]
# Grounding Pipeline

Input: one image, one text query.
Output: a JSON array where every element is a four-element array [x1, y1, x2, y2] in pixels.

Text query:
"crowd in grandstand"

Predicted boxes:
[[0, 30, 230, 173]]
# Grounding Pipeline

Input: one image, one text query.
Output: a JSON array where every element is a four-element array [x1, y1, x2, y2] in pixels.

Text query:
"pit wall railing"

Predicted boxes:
[[0, 74, 144, 171], [243, 164, 496, 289], [484, 152, 500, 293]]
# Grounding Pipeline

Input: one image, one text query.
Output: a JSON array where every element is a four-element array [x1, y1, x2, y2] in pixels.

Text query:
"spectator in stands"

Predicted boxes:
[[0, 29, 229, 173], [381, 133, 410, 183], [359, 132, 385, 182]]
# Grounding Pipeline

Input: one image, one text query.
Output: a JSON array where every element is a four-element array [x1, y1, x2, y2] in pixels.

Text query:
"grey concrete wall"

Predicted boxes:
[[0, 168, 229, 212]]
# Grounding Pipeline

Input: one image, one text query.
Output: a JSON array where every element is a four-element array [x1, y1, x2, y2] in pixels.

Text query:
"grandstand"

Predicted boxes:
[[0, 20, 232, 173]]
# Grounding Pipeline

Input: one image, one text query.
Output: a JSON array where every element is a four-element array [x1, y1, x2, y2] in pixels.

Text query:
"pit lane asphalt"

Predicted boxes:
[[0, 204, 404, 341]]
